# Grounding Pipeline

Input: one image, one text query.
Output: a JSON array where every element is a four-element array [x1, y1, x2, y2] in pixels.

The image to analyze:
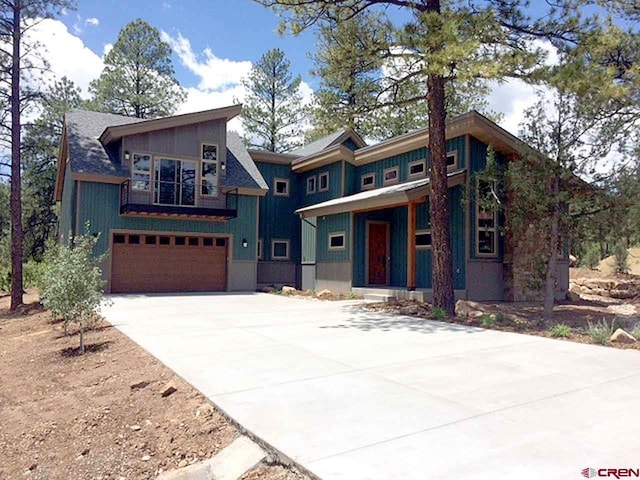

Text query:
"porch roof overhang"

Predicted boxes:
[[295, 169, 466, 218]]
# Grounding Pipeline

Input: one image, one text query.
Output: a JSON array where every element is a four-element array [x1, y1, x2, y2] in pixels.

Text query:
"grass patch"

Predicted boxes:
[[586, 318, 616, 345], [480, 314, 495, 327], [431, 307, 447, 320], [549, 324, 571, 338]]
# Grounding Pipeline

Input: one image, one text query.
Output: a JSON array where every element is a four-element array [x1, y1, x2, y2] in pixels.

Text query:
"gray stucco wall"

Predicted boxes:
[[257, 261, 298, 287], [229, 261, 258, 291], [316, 261, 352, 294], [467, 260, 505, 301], [301, 264, 316, 292]]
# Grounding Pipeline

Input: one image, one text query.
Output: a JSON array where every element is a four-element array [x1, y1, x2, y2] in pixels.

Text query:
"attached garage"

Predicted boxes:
[[111, 232, 228, 294]]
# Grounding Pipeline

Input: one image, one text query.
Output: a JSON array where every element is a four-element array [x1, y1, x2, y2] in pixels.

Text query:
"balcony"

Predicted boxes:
[[119, 180, 238, 221]]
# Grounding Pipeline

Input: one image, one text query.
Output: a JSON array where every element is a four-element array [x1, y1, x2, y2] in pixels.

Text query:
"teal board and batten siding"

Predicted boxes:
[[352, 186, 466, 290], [301, 217, 317, 264], [77, 181, 258, 262], [58, 163, 77, 243], [254, 162, 300, 263], [297, 161, 343, 208], [352, 136, 467, 192], [316, 213, 350, 263]]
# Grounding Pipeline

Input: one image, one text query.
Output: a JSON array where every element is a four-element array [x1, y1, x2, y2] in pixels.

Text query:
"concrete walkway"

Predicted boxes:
[[103, 293, 640, 480]]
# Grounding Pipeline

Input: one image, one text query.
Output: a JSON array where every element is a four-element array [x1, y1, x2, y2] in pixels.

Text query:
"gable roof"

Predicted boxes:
[[56, 108, 267, 201], [289, 128, 367, 158]]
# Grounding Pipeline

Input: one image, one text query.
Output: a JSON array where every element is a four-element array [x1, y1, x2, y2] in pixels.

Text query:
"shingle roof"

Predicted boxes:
[[288, 129, 349, 157], [64, 109, 267, 191]]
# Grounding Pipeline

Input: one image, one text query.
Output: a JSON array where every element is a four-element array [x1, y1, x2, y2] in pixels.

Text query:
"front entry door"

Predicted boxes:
[[368, 223, 388, 285]]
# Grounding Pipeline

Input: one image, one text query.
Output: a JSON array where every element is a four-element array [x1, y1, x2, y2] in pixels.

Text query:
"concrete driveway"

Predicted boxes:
[[103, 293, 640, 480]]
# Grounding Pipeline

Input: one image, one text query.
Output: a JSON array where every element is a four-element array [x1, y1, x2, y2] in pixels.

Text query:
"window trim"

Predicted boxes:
[[271, 239, 290, 261], [415, 229, 432, 250], [446, 150, 458, 171], [328, 231, 346, 251], [361, 172, 376, 191], [131, 153, 152, 191], [306, 176, 317, 195], [475, 179, 499, 258], [408, 159, 426, 179], [257, 238, 263, 260], [318, 172, 330, 192], [383, 166, 399, 186], [201, 143, 220, 197], [273, 178, 290, 197]]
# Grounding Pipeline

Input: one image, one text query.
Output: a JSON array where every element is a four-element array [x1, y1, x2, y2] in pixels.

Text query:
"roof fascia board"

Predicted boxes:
[[291, 145, 355, 172]]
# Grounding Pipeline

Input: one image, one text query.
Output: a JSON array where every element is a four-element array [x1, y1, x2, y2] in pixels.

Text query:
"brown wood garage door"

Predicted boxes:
[[111, 233, 227, 293]]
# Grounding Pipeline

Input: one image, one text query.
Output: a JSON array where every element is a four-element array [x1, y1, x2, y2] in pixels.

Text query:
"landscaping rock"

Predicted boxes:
[[129, 425, 141, 431], [161, 383, 177, 398], [567, 290, 582, 302], [317, 289, 332, 298], [281, 286, 296, 294], [130, 380, 150, 390], [455, 300, 487, 318], [610, 328, 636, 344]]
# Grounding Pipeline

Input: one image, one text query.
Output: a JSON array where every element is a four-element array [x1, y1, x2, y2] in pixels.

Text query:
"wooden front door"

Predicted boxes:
[[368, 223, 388, 285]]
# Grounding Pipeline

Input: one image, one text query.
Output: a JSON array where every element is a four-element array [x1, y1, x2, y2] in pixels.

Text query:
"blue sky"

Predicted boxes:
[[58, 0, 320, 90]]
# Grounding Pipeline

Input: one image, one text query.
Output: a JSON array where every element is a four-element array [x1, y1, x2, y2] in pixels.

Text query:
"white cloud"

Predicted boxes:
[[85, 17, 99, 27], [24, 18, 104, 97]]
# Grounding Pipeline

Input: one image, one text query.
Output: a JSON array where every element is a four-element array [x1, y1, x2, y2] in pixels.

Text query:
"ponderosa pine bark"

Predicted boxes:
[[10, 0, 23, 311]]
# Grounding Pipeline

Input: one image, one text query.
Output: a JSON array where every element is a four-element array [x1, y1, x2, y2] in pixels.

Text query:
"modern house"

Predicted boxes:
[[55, 105, 569, 301]]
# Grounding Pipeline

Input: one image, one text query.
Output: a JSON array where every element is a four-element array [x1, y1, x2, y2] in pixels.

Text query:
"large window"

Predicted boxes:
[[132, 153, 151, 191], [272, 239, 290, 260], [476, 179, 498, 257], [154, 158, 196, 206], [201, 144, 219, 196]]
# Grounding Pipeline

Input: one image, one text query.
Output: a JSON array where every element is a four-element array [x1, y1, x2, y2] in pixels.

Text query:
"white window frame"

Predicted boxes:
[[446, 150, 458, 171], [271, 239, 290, 260], [201, 143, 220, 198], [328, 231, 346, 251], [475, 179, 498, 258], [408, 159, 426, 178], [257, 238, 263, 260], [131, 153, 152, 191], [415, 229, 432, 250], [318, 172, 330, 192], [274, 178, 290, 197], [361, 172, 376, 191], [306, 176, 317, 195], [383, 166, 399, 186]]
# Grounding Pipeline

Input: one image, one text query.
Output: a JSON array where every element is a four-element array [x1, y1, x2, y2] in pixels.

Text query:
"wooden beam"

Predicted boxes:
[[407, 201, 417, 291]]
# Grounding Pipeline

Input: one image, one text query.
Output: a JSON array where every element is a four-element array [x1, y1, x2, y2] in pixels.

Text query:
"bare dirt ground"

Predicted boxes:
[[362, 268, 640, 350], [0, 290, 309, 480]]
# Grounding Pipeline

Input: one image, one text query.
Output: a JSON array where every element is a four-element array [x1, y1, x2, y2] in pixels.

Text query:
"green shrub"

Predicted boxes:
[[480, 314, 495, 327], [586, 318, 615, 345], [39, 230, 108, 353], [23, 260, 43, 289], [581, 246, 601, 270], [549, 324, 571, 338], [631, 322, 640, 340], [431, 307, 447, 320]]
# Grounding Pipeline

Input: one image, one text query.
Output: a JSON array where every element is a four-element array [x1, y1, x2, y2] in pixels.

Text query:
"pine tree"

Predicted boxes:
[[88, 19, 185, 119], [240, 48, 306, 153]]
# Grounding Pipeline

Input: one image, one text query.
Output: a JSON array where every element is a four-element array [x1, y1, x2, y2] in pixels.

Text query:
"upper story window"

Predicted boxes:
[[307, 176, 317, 195], [328, 232, 346, 251], [383, 166, 399, 186], [361, 172, 375, 191], [274, 178, 290, 197], [201, 143, 219, 197], [447, 151, 458, 170], [408, 159, 426, 178], [318, 172, 329, 192], [476, 179, 498, 257], [272, 239, 290, 260], [132, 153, 151, 191]]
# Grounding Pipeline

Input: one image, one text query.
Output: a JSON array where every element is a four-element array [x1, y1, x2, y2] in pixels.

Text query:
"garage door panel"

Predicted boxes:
[[111, 234, 227, 293]]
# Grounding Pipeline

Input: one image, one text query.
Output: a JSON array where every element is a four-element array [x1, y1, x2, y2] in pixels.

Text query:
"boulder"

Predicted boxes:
[[610, 328, 637, 344], [316, 289, 332, 298], [455, 300, 487, 318], [161, 382, 177, 398], [281, 286, 296, 294], [569, 254, 578, 267], [567, 290, 582, 302]]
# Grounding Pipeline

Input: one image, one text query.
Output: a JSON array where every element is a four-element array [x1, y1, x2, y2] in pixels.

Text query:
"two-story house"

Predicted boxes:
[[55, 105, 568, 301]]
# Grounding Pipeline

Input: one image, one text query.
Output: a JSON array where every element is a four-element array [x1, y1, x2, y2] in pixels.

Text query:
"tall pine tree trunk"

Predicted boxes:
[[10, 1, 24, 311], [543, 175, 560, 320], [427, 73, 455, 315]]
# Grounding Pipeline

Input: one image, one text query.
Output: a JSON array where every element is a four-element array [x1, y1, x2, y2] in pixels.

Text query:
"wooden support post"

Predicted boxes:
[[407, 201, 417, 291]]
